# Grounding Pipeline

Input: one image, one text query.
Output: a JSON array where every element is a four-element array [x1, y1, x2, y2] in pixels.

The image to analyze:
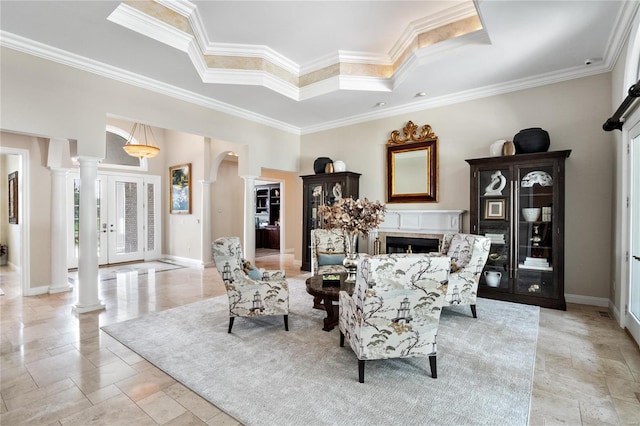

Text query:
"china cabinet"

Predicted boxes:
[[301, 172, 360, 271], [466, 150, 571, 310]]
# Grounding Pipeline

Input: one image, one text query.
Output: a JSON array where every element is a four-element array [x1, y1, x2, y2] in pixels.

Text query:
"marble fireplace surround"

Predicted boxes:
[[368, 209, 465, 254]]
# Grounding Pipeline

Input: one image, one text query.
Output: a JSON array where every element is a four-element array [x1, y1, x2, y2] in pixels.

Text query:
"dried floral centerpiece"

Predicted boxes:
[[318, 198, 386, 282]]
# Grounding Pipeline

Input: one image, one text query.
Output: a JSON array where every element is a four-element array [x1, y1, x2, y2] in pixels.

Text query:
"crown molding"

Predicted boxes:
[[602, 0, 639, 70], [389, 1, 479, 63], [107, 3, 192, 52], [0, 31, 301, 135], [301, 63, 611, 135], [107, 1, 481, 100]]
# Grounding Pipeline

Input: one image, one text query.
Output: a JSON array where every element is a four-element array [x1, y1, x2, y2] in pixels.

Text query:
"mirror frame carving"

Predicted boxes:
[[386, 121, 438, 203]]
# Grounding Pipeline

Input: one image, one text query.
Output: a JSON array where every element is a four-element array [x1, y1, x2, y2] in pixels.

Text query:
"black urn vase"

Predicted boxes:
[[513, 128, 550, 154], [313, 157, 333, 174]]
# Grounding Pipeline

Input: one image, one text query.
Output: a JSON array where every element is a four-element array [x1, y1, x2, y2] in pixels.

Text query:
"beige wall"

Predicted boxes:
[[0, 43, 621, 302], [301, 74, 615, 300]]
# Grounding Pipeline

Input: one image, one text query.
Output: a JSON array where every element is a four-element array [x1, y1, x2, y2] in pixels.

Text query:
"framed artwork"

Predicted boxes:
[[8, 171, 18, 224], [170, 163, 192, 214], [484, 198, 505, 220]]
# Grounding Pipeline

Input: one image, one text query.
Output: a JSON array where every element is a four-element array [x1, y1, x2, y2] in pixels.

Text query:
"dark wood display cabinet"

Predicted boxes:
[[466, 150, 571, 310], [301, 171, 360, 271]]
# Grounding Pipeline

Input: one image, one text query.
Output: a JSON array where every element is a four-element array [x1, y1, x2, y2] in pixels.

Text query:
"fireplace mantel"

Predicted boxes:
[[368, 209, 465, 254], [377, 209, 464, 235]]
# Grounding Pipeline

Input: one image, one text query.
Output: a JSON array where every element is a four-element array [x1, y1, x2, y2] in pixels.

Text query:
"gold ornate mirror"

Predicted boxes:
[[386, 121, 438, 203]]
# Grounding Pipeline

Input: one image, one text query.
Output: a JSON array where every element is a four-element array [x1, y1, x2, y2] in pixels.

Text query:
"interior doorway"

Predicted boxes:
[[255, 179, 281, 253]]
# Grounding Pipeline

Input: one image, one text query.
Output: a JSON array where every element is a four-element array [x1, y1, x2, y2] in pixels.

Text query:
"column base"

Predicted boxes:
[[72, 301, 105, 314]]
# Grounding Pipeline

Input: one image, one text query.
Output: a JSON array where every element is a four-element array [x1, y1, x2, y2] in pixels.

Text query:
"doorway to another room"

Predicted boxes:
[[255, 180, 281, 256]]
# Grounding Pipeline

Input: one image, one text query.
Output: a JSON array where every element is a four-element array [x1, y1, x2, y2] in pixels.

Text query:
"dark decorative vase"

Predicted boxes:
[[313, 157, 333, 174], [513, 128, 550, 154]]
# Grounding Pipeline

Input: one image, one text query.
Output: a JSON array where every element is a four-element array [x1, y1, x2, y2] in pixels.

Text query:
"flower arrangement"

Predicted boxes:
[[0, 244, 6, 257], [318, 197, 386, 237]]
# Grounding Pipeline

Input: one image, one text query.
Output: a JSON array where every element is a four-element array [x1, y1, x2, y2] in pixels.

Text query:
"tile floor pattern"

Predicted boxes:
[[1, 254, 639, 425]]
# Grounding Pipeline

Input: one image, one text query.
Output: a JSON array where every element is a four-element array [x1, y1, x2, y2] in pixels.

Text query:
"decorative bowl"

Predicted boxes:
[[522, 207, 541, 222], [513, 128, 550, 154]]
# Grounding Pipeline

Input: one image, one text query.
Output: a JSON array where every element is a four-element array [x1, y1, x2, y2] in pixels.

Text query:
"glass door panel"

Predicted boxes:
[[515, 165, 555, 297], [477, 168, 511, 290], [629, 131, 640, 344], [107, 176, 144, 263]]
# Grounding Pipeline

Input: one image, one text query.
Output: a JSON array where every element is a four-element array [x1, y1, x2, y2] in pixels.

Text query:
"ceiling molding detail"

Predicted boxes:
[[0, 31, 301, 135], [108, 0, 484, 100]]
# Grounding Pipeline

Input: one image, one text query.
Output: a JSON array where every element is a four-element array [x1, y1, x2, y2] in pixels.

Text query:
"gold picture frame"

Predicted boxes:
[[170, 163, 192, 214], [386, 121, 438, 203]]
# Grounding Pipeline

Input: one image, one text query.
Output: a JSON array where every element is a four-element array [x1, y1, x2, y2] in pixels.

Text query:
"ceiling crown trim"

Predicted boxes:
[[108, 0, 483, 101]]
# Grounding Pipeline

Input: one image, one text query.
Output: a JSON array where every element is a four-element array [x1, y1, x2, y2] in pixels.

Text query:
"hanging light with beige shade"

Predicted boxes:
[[123, 122, 160, 159]]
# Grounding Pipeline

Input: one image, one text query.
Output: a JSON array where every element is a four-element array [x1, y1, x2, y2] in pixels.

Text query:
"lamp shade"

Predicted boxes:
[[123, 123, 160, 159]]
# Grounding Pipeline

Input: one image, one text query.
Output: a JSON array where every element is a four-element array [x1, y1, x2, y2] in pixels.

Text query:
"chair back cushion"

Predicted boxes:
[[340, 253, 450, 361]]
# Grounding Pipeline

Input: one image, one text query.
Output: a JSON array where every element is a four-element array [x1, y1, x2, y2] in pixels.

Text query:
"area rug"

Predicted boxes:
[[102, 278, 539, 426], [68, 260, 185, 284]]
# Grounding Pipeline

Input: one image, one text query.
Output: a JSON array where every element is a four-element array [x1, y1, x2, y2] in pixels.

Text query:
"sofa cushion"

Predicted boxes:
[[446, 234, 473, 269], [318, 253, 346, 266]]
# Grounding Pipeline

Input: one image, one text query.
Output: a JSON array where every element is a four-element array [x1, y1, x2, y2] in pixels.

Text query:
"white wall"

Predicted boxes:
[[301, 74, 615, 301]]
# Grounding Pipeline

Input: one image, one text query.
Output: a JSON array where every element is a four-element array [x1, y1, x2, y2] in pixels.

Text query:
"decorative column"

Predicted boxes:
[[200, 180, 213, 267], [242, 175, 257, 263], [73, 156, 104, 314], [48, 167, 72, 293]]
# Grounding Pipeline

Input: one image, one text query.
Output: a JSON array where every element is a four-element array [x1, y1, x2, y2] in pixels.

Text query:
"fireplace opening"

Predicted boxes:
[[385, 236, 439, 254]]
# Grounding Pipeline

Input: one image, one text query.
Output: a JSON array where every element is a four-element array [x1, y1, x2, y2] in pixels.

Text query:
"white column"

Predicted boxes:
[[200, 180, 213, 267], [73, 156, 105, 314], [242, 175, 257, 263], [49, 167, 72, 293]]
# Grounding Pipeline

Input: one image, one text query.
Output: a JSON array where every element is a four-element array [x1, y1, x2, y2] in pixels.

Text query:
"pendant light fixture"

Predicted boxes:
[[123, 122, 160, 159]]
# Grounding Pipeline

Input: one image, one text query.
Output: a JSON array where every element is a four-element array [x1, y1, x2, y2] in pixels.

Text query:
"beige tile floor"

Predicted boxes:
[[1, 254, 639, 425]]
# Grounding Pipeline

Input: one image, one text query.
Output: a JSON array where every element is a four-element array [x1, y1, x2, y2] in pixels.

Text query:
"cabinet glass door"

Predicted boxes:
[[515, 165, 555, 297], [477, 168, 511, 290]]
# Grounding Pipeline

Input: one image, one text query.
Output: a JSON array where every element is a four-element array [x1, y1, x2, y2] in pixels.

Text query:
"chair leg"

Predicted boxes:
[[358, 360, 365, 383], [284, 315, 289, 331], [470, 304, 477, 318], [228, 317, 235, 334], [340, 331, 345, 347], [429, 354, 437, 378]]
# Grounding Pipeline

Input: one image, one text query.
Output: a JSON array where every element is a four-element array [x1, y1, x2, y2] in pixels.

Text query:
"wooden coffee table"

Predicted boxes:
[[305, 272, 355, 331]]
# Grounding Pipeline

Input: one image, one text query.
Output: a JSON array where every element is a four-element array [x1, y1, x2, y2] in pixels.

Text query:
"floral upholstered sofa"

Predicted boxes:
[[338, 253, 451, 383]]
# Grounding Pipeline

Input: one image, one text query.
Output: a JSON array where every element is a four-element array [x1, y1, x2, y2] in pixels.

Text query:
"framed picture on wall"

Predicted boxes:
[[8, 171, 18, 224], [484, 198, 505, 220], [170, 163, 192, 214]]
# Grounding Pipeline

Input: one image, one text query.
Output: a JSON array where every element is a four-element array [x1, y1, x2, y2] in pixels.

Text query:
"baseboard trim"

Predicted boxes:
[[162, 255, 204, 269], [565, 293, 610, 307]]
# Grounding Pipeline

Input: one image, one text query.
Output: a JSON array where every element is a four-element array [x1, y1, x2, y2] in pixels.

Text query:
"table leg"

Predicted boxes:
[[322, 296, 339, 331]]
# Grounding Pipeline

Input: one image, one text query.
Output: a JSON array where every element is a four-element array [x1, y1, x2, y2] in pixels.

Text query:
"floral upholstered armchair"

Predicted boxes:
[[212, 237, 289, 333], [338, 253, 450, 383], [310, 228, 348, 276], [440, 233, 491, 318]]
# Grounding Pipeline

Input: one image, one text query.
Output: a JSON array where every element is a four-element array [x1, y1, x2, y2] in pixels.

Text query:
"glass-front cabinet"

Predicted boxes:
[[466, 150, 570, 309], [301, 171, 360, 271]]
